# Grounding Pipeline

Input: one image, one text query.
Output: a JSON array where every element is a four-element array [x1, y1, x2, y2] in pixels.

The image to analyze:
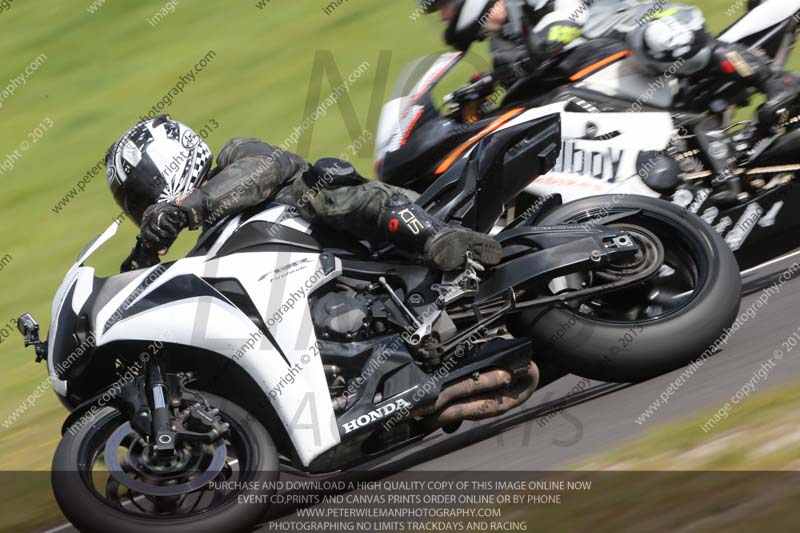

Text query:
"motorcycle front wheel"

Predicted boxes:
[[509, 195, 741, 382], [52, 392, 278, 533]]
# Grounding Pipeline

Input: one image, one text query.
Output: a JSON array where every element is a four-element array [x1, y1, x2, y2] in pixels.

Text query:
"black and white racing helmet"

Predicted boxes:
[[630, 9, 710, 75], [105, 114, 212, 226], [418, 0, 456, 13], [419, 0, 500, 50]]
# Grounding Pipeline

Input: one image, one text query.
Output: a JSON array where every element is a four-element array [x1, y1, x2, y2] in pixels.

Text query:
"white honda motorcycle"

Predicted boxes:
[[20, 111, 740, 532]]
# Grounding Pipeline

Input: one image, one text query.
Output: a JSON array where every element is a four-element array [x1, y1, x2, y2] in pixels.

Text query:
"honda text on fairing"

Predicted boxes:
[[19, 111, 740, 532], [375, 0, 800, 270]]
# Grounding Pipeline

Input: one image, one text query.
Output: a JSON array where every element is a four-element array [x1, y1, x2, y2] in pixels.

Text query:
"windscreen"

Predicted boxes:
[[374, 52, 463, 162]]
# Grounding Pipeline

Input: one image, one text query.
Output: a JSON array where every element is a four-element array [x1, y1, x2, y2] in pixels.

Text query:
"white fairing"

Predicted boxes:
[[48, 221, 123, 397], [375, 51, 675, 204], [575, 57, 677, 108], [77, 220, 120, 265], [51, 206, 343, 466], [719, 0, 800, 44], [48, 267, 82, 397], [530, 108, 673, 201], [375, 52, 462, 162], [458, 102, 674, 202], [375, 97, 404, 162]]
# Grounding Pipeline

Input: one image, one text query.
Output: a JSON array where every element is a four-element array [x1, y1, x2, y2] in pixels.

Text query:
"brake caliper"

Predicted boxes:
[[173, 373, 230, 445], [174, 402, 230, 445]]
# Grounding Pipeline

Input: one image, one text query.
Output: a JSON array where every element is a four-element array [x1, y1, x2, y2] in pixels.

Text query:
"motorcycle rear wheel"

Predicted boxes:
[[509, 195, 741, 382]]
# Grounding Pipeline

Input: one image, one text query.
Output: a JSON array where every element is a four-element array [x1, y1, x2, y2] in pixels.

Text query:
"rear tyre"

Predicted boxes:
[[509, 195, 741, 382]]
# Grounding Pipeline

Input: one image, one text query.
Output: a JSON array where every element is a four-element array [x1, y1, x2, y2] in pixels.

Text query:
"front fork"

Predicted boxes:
[[147, 362, 177, 457], [113, 360, 229, 458], [113, 360, 179, 457]]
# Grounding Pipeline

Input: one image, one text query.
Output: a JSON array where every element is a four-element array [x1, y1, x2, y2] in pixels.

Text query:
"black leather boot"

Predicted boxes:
[[378, 203, 501, 271]]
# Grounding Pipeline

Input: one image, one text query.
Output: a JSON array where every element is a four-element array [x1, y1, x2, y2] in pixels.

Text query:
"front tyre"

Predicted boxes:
[[510, 195, 741, 382], [52, 392, 278, 533]]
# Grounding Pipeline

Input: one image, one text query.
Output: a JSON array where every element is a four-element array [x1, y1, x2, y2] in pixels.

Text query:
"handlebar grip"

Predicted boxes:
[[120, 236, 161, 273], [451, 74, 495, 102]]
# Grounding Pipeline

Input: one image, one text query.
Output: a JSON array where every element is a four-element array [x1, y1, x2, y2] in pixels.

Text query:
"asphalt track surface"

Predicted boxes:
[[43, 253, 800, 532]]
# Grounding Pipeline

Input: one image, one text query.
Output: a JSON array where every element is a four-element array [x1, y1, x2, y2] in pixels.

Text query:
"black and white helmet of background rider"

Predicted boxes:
[[626, 3, 710, 75], [419, 0, 501, 50], [105, 114, 213, 226], [422, 0, 577, 51]]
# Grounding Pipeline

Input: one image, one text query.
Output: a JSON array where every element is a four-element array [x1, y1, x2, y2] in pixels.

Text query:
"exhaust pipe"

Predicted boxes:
[[411, 364, 540, 429]]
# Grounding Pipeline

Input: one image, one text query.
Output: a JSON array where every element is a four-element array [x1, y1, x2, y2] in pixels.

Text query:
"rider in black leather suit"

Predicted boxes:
[[423, 0, 800, 203], [106, 115, 501, 272]]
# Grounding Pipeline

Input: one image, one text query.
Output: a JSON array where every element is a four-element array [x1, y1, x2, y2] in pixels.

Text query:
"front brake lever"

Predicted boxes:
[[121, 235, 161, 273]]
